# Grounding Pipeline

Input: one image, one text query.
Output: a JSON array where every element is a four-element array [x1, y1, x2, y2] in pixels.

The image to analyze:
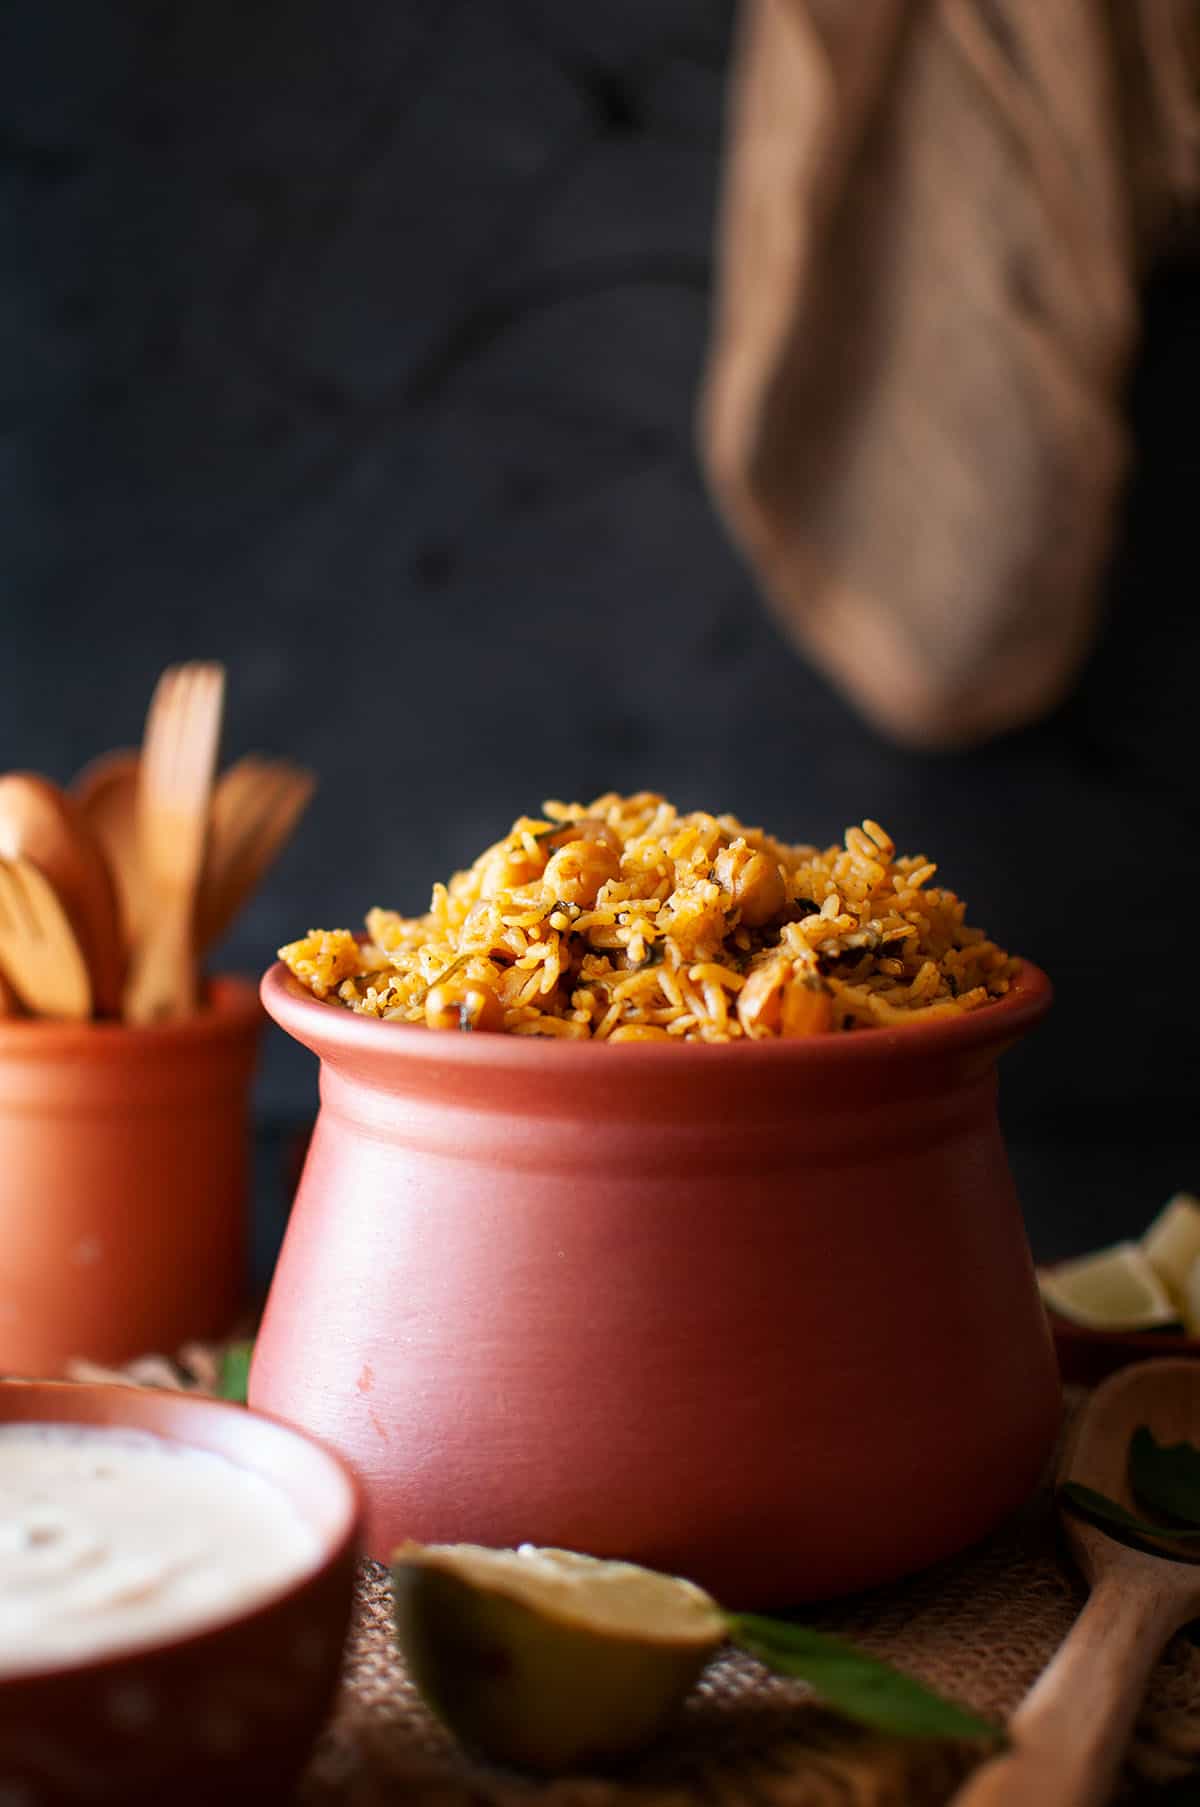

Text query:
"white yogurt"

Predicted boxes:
[[0, 1423, 321, 1672]]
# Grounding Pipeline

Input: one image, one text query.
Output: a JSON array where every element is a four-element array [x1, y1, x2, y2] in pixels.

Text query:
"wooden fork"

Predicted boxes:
[[194, 755, 315, 955], [73, 748, 142, 955], [0, 856, 92, 1020], [124, 662, 225, 1023]]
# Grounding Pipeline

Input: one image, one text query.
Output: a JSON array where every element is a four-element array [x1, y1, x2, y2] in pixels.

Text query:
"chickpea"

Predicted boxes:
[[425, 976, 504, 1033], [714, 847, 787, 928], [735, 958, 786, 1036], [736, 960, 831, 1037], [542, 839, 620, 908], [780, 977, 834, 1037], [477, 841, 546, 898], [543, 817, 621, 856]]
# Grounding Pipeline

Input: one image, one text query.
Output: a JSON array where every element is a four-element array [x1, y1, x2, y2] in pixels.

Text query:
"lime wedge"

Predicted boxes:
[[1180, 1256, 1200, 1338], [1039, 1242, 1180, 1331], [1142, 1194, 1200, 1309], [391, 1541, 725, 1772]]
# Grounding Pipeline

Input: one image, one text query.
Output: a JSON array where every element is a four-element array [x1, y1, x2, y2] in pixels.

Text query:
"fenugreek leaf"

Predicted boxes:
[[727, 1615, 1002, 1743]]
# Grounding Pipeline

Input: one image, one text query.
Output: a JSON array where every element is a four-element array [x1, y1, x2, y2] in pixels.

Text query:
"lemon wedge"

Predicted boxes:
[[1038, 1242, 1180, 1332], [1142, 1194, 1200, 1309], [391, 1541, 725, 1772]]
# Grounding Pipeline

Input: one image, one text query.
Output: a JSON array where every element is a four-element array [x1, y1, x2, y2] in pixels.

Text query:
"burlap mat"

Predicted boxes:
[[77, 1351, 1200, 1803]]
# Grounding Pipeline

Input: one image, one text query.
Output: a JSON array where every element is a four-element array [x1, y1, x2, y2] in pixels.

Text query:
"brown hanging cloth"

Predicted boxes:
[[700, 0, 1199, 747]]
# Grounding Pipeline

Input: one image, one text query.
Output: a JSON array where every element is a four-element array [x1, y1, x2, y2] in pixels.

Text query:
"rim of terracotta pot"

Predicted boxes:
[[261, 956, 1052, 1070], [0, 1378, 361, 1689], [0, 974, 261, 1056]]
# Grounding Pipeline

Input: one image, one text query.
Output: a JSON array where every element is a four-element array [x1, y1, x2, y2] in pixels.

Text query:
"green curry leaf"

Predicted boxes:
[[1129, 1426, 1200, 1527], [1059, 1481, 1200, 1543], [727, 1614, 1002, 1744], [217, 1340, 253, 1405]]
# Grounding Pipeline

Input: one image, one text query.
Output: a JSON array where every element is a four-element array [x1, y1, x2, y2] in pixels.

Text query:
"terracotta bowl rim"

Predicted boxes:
[[0, 1379, 362, 1689], [1047, 1305, 1200, 1360], [0, 973, 262, 1053], [261, 956, 1052, 1067]]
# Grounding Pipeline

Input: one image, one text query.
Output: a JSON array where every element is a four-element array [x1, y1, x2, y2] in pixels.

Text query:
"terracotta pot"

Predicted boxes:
[[0, 978, 261, 1376], [0, 1379, 359, 1805], [253, 960, 1060, 1607]]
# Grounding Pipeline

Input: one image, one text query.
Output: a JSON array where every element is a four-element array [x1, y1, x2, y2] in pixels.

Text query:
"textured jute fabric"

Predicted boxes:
[[700, 0, 1199, 748], [80, 1348, 1200, 1802]]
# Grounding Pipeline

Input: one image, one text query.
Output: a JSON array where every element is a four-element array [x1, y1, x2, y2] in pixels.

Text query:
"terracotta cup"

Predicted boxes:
[[0, 978, 261, 1376], [253, 960, 1060, 1608], [0, 1379, 360, 1806]]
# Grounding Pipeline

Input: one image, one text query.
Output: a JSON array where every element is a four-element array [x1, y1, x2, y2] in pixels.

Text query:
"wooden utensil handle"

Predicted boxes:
[[952, 1574, 1185, 1807], [124, 895, 196, 1023]]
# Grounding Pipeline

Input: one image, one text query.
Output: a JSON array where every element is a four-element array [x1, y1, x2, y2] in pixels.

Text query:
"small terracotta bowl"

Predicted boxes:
[[1048, 1314, 1200, 1388], [252, 960, 1060, 1608], [0, 1380, 360, 1805], [0, 978, 261, 1375]]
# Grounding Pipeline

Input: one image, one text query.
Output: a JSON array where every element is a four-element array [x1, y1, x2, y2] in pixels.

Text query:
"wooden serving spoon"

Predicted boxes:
[[0, 855, 92, 1020], [73, 748, 142, 956], [0, 773, 125, 1017], [125, 662, 225, 1023], [194, 755, 315, 955], [954, 1359, 1200, 1807]]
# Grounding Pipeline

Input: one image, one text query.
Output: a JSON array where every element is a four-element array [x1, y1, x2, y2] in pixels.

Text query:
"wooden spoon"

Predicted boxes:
[[125, 662, 225, 1023], [0, 855, 92, 1020], [954, 1359, 1200, 1807], [73, 748, 142, 956], [0, 773, 125, 1017], [194, 756, 315, 955]]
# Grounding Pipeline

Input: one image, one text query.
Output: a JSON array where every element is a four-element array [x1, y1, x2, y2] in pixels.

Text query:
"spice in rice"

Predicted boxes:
[[279, 793, 1017, 1041]]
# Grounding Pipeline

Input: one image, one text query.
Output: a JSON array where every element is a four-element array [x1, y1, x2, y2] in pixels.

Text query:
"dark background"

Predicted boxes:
[[2, 1, 1197, 1272]]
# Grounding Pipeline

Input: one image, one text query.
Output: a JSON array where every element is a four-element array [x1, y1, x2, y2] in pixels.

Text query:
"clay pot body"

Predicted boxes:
[[0, 1380, 359, 1805], [253, 961, 1059, 1607], [0, 979, 261, 1375]]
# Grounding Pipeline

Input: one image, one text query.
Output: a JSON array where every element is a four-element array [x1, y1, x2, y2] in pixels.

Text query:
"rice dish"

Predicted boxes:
[[279, 793, 1016, 1041]]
